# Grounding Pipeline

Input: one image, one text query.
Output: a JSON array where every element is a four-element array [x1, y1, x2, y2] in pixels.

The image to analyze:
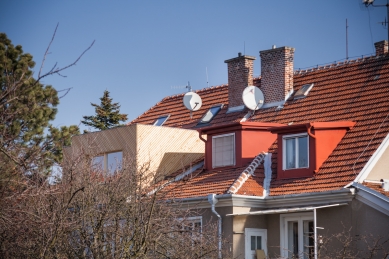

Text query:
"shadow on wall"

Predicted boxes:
[[155, 152, 204, 182]]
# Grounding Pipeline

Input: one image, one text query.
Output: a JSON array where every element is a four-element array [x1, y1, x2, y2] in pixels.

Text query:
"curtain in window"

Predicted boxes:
[[285, 138, 296, 169], [213, 134, 234, 167]]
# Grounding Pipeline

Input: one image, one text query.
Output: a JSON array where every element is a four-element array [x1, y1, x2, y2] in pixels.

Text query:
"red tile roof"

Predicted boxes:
[[132, 54, 389, 199]]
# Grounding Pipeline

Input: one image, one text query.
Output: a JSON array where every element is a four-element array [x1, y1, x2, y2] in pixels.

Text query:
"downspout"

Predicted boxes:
[[208, 194, 222, 259], [199, 131, 207, 169], [314, 208, 317, 259], [308, 123, 319, 258], [307, 123, 319, 173]]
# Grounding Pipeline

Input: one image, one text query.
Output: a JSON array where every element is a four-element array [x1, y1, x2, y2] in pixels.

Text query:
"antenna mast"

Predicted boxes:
[[364, 0, 389, 41], [346, 19, 349, 60]]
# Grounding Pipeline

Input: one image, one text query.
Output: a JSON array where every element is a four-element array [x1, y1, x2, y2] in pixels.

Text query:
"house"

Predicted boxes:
[[128, 40, 389, 258], [63, 123, 204, 183]]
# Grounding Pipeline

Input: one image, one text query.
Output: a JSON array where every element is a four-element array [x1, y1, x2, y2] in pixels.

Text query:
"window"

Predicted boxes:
[[283, 134, 308, 170], [92, 151, 123, 175], [153, 115, 170, 126], [280, 213, 314, 259], [198, 104, 223, 125], [212, 133, 235, 168], [294, 84, 314, 99]]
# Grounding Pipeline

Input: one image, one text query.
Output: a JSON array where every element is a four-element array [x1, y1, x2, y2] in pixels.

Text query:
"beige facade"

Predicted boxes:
[[64, 124, 205, 178]]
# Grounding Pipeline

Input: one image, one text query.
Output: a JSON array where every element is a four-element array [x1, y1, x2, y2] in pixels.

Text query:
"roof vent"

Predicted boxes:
[[272, 45, 276, 49], [294, 83, 314, 99]]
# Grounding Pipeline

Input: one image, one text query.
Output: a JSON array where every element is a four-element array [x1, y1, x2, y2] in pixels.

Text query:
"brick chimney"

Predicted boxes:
[[259, 46, 295, 104], [224, 53, 256, 108], [375, 40, 388, 56]]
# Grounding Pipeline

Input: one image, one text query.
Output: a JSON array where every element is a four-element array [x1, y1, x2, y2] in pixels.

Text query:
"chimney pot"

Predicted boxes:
[[272, 45, 276, 49], [374, 40, 388, 56]]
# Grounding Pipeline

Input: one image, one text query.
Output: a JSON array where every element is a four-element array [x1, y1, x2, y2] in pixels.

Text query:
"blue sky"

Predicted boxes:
[[0, 1, 387, 131]]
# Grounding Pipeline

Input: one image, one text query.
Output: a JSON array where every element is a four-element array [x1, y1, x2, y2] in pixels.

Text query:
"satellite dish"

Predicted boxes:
[[183, 92, 202, 111], [242, 86, 264, 110]]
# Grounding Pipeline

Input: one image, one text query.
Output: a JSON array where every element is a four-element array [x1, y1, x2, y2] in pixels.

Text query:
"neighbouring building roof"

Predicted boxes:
[[130, 48, 389, 199]]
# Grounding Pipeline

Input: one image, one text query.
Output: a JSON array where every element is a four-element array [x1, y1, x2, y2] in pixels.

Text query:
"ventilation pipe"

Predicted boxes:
[[208, 194, 222, 259]]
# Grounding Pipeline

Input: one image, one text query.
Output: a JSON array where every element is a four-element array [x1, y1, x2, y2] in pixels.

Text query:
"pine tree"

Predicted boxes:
[[82, 90, 128, 130], [0, 33, 80, 181]]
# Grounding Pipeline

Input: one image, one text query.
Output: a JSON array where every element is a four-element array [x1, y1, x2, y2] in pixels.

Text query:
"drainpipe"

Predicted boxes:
[[199, 131, 207, 169], [208, 194, 222, 259], [314, 208, 317, 259], [307, 123, 319, 173]]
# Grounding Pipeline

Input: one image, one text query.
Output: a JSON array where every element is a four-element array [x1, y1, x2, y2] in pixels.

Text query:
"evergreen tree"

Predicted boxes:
[[0, 33, 80, 182], [81, 90, 128, 130]]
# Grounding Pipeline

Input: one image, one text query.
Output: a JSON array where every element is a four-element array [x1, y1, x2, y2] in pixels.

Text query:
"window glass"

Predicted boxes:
[[303, 220, 314, 259], [287, 221, 299, 258], [153, 115, 169, 126], [284, 134, 308, 169], [298, 136, 308, 168], [251, 236, 262, 251], [92, 156, 104, 170], [198, 105, 222, 124], [212, 134, 235, 167], [285, 138, 296, 169], [107, 152, 122, 174]]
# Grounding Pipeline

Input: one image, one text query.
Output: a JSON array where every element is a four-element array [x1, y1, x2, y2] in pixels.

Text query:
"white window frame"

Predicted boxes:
[[282, 133, 309, 170], [280, 212, 314, 259], [212, 133, 235, 168], [245, 228, 267, 259]]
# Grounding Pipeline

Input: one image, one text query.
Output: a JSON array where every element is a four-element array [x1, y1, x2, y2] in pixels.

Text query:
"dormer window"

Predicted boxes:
[[270, 121, 355, 179], [212, 133, 235, 168], [283, 134, 308, 170], [153, 115, 170, 126], [198, 104, 223, 125]]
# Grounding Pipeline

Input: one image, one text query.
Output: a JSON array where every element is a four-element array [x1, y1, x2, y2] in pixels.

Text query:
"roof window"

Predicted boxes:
[[294, 83, 314, 99], [197, 104, 223, 125], [153, 115, 170, 126]]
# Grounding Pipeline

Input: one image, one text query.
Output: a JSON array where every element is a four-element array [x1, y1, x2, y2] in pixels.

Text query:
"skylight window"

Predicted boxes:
[[153, 115, 170, 126], [294, 83, 314, 99], [198, 104, 223, 125]]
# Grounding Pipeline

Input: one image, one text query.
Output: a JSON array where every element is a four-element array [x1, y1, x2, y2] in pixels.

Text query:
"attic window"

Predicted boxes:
[[283, 134, 308, 170], [153, 115, 170, 126], [212, 133, 235, 168], [294, 84, 314, 99], [198, 104, 223, 125]]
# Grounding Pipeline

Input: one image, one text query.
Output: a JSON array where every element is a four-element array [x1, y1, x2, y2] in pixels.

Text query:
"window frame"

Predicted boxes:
[[282, 133, 309, 170], [197, 104, 223, 125], [92, 151, 123, 175], [153, 114, 170, 126], [212, 133, 236, 168], [280, 212, 314, 259]]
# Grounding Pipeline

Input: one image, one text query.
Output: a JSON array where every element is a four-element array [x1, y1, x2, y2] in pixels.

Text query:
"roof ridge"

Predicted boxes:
[[227, 152, 266, 194], [294, 54, 383, 75]]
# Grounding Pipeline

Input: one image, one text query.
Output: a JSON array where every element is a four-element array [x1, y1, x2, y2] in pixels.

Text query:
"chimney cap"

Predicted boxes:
[[224, 54, 256, 63], [259, 46, 295, 55]]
